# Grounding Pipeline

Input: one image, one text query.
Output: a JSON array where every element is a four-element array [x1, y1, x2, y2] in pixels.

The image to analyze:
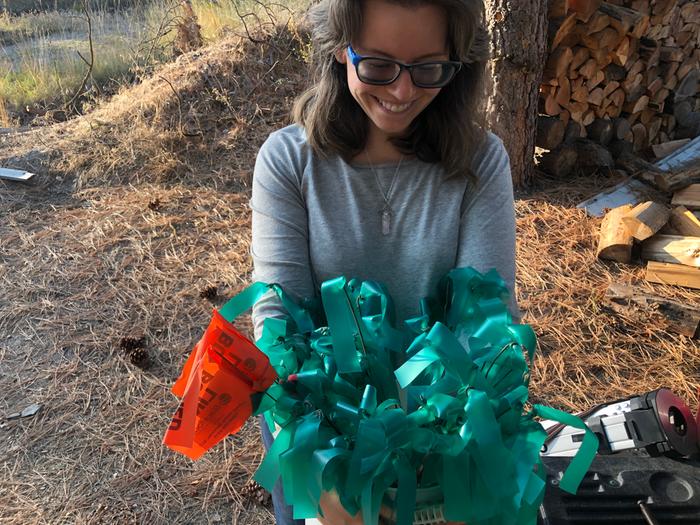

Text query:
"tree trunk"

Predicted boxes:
[[484, 1, 549, 188]]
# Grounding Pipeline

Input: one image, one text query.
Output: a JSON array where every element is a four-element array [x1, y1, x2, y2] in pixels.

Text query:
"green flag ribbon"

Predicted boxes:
[[218, 269, 598, 524]]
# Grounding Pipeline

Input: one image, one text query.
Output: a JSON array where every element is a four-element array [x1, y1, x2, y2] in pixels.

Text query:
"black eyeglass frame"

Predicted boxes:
[[346, 44, 463, 88]]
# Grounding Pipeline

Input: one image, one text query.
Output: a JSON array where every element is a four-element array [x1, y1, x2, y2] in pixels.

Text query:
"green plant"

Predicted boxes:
[[0, 3, 166, 111], [0, 96, 14, 126], [0, 0, 314, 117]]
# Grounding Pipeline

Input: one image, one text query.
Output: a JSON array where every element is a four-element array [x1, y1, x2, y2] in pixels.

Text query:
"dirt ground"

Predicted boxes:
[[1, 27, 699, 525]]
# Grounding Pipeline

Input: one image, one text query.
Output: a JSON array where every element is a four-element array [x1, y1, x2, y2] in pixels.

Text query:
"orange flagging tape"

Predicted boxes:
[[163, 309, 277, 459]]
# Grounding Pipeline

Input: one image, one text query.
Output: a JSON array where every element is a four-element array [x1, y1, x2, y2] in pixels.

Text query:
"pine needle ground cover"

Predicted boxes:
[[1, 28, 698, 525]]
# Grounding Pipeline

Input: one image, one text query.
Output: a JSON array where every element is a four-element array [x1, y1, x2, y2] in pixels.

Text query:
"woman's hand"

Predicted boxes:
[[316, 490, 465, 524], [317, 491, 396, 524], [317, 490, 364, 525]]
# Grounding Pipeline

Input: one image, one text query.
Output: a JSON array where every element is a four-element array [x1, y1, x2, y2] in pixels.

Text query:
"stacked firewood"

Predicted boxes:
[[537, 0, 700, 176], [596, 167, 700, 336], [597, 166, 700, 291]]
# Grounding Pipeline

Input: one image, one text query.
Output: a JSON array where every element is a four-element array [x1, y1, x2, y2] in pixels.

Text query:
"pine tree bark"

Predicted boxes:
[[484, 2, 548, 188]]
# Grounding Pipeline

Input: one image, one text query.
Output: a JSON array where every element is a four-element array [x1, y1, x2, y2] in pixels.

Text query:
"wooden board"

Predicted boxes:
[[550, 13, 579, 50], [656, 135, 700, 172], [646, 261, 700, 290], [549, 0, 569, 19], [672, 184, 700, 209], [538, 144, 578, 177], [622, 201, 670, 241], [577, 178, 651, 217], [570, 46, 590, 72], [545, 47, 574, 79], [536, 116, 566, 150], [597, 204, 634, 262], [669, 206, 700, 237], [656, 166, 700, 193], [569, 0, 603, 22], [641, 234, 700, 267], [598, 2, 650, 38], [652, 139, 691, 159], [606, 282, 700, 337]]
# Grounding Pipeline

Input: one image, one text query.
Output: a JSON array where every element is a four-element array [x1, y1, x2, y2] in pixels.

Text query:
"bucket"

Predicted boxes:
[[382, 484, 447, 524]]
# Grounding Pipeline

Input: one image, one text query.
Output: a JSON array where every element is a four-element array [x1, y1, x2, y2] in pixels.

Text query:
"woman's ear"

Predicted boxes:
[[334, 47, 347, 64]]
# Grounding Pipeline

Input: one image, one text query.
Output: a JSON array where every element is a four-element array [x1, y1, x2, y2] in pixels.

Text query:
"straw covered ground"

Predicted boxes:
[[1, 24, 699, 525]]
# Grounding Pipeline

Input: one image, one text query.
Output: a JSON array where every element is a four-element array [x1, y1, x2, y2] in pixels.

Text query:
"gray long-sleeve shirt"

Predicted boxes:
[[250, 124, 517, 339]]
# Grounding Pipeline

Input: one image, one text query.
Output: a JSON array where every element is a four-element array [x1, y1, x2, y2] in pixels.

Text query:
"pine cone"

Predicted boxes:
[[119, 336, 148, 368], [119, 336, 146, 351], [128, 347, 149, 368], [199, 286, 218, 300], [241, 479, 271, 507]]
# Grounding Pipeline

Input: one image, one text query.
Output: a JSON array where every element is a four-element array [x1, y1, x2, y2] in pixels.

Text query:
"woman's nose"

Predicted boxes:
[[386, 68, 416, 101]]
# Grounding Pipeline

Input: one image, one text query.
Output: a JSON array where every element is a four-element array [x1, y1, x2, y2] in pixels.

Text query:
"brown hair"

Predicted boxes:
[[292, 0, 489, 181]]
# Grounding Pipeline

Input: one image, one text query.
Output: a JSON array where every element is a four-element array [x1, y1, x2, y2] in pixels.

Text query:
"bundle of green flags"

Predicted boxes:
[[213, 268, 598, 524]]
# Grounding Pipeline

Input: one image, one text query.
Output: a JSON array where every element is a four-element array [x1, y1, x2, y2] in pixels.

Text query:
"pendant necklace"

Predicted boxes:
[[365, 152, 404, 236]]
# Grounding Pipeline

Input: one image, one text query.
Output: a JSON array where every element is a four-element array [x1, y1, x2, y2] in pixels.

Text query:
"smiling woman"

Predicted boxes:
[[292, 0, 489, 177], [334, 1, 452, 149], [250, 0, 518, 523]]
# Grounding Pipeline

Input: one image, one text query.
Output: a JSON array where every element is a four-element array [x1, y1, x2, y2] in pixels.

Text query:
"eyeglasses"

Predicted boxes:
[[346, 44, 462, 88]]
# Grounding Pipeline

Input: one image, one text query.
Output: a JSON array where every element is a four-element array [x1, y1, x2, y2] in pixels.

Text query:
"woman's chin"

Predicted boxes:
[[369, 115, 413, 137]]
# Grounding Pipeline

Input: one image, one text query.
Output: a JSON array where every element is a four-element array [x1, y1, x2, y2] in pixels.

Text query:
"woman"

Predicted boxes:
[[251, 0, 517, 523]]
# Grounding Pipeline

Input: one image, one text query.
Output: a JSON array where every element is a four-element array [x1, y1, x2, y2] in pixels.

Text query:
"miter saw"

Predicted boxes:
[[539, 388, 700, 524]]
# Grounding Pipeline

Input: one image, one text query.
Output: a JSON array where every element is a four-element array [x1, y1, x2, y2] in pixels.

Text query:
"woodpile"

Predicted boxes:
[[538, 0, 700, 177], [596, 173, 700, 336]]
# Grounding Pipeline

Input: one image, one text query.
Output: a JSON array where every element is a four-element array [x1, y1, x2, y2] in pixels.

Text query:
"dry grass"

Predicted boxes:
[[1, 22, 700, 525], [0, 96, 13, 127], [6, 24, 306, 193], [0, 25, 308, 525], [517, 172, 700, 412], [0, 183, 272, 524]]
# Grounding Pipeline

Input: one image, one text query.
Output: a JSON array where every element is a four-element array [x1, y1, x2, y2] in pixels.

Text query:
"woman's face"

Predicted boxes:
[[337, 0, 449, 138]]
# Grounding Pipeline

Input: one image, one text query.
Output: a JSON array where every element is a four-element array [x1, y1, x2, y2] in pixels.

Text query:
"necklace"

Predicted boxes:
[[365, 152, 404, 236]]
